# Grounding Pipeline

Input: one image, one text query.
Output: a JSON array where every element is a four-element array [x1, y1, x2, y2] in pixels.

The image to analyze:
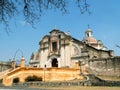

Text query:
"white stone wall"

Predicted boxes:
[[65, 45, 70, 67], [61, 46, 66, 67]]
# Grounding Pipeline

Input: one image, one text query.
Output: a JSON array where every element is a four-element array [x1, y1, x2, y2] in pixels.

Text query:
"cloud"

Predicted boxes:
[[19, 21, 30, 26]]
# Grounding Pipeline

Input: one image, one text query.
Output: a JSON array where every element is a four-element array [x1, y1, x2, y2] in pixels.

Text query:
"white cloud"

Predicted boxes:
[[19, 20, 30, 26]]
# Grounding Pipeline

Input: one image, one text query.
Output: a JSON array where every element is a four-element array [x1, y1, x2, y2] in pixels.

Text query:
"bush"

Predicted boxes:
[[0, 79, 3, 83], [25, 75, 42, 82], [13, 77, 19, 83]]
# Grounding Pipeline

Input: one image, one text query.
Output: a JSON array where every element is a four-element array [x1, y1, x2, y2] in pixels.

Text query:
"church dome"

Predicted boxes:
[[84, 37, 97, 44], [83, 27, 97, 44], [82, 26, 107, 50]]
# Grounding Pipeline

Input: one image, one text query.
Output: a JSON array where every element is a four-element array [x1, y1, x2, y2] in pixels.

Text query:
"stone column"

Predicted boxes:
[[75, 62, 79, 69], [21, 56, 25, 67], [12, 60, 16, 69]]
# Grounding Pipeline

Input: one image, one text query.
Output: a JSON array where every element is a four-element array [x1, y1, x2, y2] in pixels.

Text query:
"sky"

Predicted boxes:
[[0, 0, 120, 64]]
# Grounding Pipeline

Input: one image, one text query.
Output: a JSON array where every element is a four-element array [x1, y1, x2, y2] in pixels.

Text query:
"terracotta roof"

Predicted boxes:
[[84, 37, 97, 44]]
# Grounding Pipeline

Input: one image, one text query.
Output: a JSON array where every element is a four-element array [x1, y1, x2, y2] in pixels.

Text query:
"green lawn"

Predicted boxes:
[[30, 86, 120, 90]]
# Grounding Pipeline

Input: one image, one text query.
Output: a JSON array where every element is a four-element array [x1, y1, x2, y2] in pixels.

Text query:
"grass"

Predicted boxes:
[[30, 86, 120, 90]]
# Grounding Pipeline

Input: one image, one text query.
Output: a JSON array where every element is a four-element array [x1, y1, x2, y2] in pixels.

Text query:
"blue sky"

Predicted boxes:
[[0, 0, 120, 64]]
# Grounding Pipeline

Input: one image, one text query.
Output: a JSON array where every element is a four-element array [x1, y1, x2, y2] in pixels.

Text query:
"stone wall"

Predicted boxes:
[[12, 80, 91, 87], [88, 56, 120, 76], [87, 45, 112, 59], [0, 62, 12, 72]]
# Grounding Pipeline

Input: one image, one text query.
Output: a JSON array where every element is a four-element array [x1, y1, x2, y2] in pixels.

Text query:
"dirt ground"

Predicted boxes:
[[30, 86, 120, 90]]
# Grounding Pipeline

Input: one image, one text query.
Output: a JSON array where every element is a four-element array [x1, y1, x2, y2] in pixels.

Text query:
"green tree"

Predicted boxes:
[[25, 75, 42, 82], [30, 52, 34, 60]]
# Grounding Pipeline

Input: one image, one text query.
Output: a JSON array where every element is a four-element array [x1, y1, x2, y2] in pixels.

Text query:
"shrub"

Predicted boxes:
[[0, 79, 3, 83], [25, 75, 42, 82], [13, 77, 19, 83]]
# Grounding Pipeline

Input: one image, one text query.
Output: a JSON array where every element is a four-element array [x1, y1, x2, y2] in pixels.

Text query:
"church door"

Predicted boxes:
[[52, 58, 58, 67]]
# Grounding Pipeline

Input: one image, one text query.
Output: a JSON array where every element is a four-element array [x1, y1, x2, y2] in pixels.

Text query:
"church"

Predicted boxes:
[[2, 27, 119, 86], [29, 27, 114, 68]]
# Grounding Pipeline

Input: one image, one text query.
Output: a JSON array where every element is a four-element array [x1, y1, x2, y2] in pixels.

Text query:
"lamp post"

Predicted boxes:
[[44, 64, 46, 82], [13, 49, 23, 59], [79, 60, 83, 75], [12, 49, 24, 69]]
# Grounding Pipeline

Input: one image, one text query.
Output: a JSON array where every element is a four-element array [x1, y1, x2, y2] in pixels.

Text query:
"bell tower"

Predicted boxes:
[[85, 25, 93, 37]]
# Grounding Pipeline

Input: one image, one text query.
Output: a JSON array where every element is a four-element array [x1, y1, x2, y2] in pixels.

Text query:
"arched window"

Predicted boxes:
[[52, 42, 57, 51], [72, 44, 81, 56]]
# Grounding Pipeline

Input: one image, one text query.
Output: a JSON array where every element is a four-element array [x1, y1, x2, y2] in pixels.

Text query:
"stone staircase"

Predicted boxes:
[[86, 74, 120, 86], [0, 68, 12, 80], [86, 74, 104, 82]]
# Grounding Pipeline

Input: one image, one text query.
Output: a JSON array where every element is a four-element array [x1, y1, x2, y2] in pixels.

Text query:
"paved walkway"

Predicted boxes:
[[0, 86, 48, 90]]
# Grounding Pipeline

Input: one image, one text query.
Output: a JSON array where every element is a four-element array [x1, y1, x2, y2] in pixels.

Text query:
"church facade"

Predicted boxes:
[[29, 28, 114, 68]]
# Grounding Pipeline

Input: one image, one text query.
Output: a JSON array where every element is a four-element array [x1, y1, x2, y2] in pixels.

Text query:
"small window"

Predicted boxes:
[[52, 42, 57, 51]]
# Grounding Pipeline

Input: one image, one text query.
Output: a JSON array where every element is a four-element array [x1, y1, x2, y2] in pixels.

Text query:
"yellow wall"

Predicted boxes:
[[3, 67, 84, 86]]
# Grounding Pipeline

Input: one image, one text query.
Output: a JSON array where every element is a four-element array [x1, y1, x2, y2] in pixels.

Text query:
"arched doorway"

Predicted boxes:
[[52, 58, 58, 67]]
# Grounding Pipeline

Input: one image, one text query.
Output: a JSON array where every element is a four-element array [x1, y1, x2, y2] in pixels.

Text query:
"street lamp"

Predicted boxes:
[[13, 49, 23, 59], [79, 60, 83, 75], [44, 64, 46, 82], [12, 49, 24, 69]]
